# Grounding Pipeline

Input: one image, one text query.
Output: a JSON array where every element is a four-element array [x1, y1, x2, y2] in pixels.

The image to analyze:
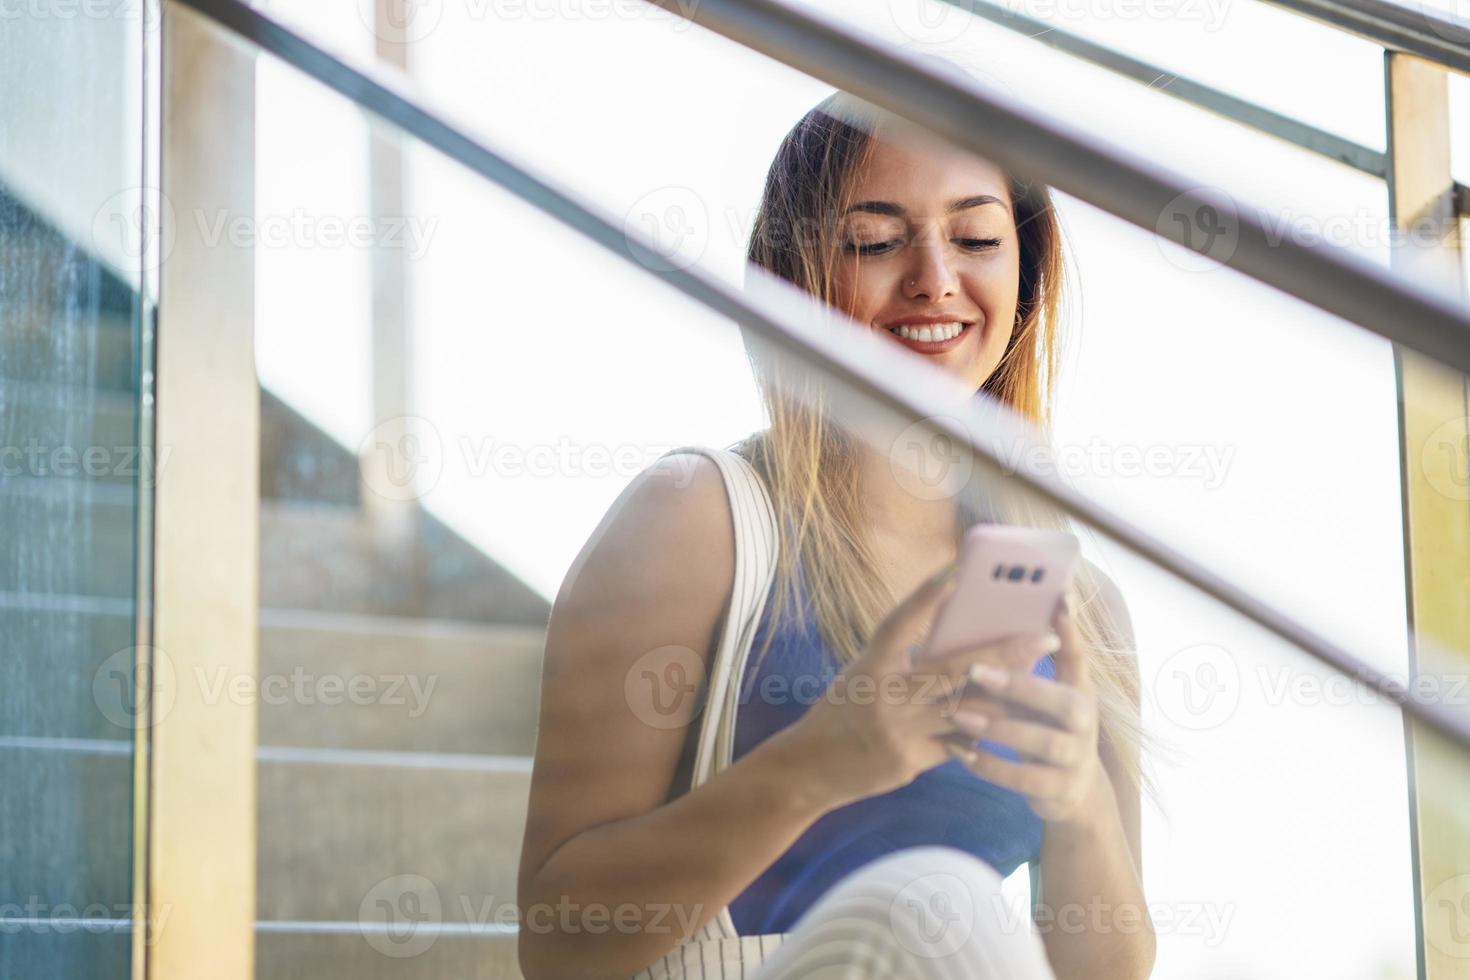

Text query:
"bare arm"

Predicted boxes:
[[1033, 567, 1154, 979], [517, 453, 977, 978], [515, 453, 830, 979]]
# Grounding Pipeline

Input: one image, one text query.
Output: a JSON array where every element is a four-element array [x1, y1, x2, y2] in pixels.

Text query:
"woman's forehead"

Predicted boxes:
[[849, 133, 1010, 209]]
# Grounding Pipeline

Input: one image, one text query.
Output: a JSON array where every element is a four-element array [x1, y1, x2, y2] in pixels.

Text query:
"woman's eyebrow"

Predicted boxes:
[[844, 194, 1009, 216]]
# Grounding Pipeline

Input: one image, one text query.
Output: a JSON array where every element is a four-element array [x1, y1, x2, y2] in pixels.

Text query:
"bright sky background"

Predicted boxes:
[[249, 0, 1470, 975]]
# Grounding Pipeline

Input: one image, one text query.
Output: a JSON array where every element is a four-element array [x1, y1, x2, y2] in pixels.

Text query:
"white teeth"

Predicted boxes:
[[891, 321, 965, 342]]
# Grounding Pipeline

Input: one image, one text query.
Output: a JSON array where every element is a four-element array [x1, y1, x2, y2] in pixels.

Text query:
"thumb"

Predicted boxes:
[[868, 562, 959, 670]]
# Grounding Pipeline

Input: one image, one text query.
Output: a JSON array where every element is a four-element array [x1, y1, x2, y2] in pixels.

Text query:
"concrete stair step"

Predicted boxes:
[[259, 501, 550, 626], [0, 382, 139, 488], [256, 753, 531, 925], [255, 927, 521, 980], [0, 594, 135, 741], [259, 609, 544, 757], [0, 479, 135, 600], [0, 483, 550, 626], [0, 310, 135, 393]]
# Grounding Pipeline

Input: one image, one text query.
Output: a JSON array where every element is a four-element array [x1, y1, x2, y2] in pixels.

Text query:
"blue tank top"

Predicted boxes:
[[726, 555, 1056, 936]]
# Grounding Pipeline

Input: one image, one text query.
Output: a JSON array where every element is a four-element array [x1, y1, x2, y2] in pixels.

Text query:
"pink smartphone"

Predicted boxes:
[[917, 524, 1080, 664]]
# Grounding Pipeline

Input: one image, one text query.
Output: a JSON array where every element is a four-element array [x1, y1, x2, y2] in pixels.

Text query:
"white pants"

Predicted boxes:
[[749, 846, 1058, 980]]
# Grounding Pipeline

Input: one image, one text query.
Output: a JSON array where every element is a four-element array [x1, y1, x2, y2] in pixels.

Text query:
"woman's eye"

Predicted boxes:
[[843, 237, 1003, 256], [844, 239, 899, 255]]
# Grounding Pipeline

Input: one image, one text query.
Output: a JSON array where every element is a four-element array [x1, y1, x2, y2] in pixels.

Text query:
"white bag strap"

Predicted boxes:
[[630, 443, 786, 974], [657, 443, 779, 789]]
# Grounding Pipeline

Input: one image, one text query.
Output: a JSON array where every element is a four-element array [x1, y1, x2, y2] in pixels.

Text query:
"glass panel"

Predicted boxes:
[[173, 8, 1469, 980], [0, 8, 147, 978]]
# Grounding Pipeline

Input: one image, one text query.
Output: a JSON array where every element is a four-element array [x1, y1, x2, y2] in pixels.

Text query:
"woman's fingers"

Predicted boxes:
[[950, 707, 1085, 767], [965, 665, 1096, 735]]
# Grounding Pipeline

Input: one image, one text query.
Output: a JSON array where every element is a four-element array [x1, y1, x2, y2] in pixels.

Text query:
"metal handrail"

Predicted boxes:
[[1257, 0, 1470, 76], [639, 0, 1470, 374], [944, 0, 1389, 176], [171, 0, 1470, 754]]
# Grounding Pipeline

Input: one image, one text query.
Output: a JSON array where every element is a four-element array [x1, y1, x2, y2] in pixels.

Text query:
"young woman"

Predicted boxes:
[[516, 85, 1157, 980]]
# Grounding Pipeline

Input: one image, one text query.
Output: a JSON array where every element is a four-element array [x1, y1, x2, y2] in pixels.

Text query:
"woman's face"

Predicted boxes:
[[829, 130, 1021, 392]]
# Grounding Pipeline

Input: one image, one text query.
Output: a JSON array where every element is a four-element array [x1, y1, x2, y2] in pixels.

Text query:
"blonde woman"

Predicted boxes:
[[517, 86, 1156, 980]]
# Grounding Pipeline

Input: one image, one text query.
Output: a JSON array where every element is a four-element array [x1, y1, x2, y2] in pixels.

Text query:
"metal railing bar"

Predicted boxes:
[[639, 0, 1470, 374], [1256, 0, 1470, 77], [944, 0, 1389, 177], [168, 0, 1470, 753]]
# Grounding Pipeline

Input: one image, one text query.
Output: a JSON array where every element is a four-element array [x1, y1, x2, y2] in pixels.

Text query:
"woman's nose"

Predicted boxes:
[[902, 230, 959, 300]]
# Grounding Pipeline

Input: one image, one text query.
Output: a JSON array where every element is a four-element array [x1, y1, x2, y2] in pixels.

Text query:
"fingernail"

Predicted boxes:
[[954, 707, 990, 731], [1038, 631, 1061, 654], [968, 663, 1008, 688]]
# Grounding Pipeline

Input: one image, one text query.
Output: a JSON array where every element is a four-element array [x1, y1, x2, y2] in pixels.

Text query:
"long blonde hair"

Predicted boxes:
[[735, 86, 1159, 810]]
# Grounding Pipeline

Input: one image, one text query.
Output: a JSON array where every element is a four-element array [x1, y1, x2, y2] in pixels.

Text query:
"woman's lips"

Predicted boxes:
[[883, 321, 974, 354]]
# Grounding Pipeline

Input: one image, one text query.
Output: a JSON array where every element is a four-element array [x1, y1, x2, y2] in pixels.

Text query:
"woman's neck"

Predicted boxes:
[[852, 439, 965, 550]]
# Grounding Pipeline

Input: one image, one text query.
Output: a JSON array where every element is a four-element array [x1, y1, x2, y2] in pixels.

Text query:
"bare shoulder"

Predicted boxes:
[[519, 450, 738, 893], [551, 450, 736, 623], [1079, 555, 1135, 652]]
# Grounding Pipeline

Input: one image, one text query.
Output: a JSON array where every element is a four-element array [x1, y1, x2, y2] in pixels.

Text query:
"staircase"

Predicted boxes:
[[0, 185, 552, 979], [254, 391, 549, 980]]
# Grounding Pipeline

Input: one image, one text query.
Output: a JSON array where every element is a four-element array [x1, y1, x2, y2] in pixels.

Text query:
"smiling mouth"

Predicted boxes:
[[886, 321, 972, 343]]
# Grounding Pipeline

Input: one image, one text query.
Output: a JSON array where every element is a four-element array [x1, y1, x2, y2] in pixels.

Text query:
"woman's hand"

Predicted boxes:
[[780, 562, 964, 810], [782, 564, 1075, 812], [928, 596, 1112, 828]]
